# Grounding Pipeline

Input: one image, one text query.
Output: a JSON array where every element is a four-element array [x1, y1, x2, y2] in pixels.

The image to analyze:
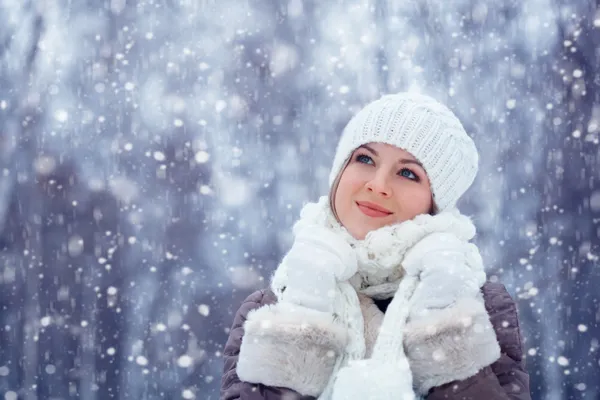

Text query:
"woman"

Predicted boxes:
[[220, 93, 531, 399]]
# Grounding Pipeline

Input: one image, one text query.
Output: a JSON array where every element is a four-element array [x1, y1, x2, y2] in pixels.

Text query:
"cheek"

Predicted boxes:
[[335, 170, 356, 195], [418, 195, 433, 214], [339, 166, 367, 191], [334, 171, 364, 214], [397, 188, 432, 214], [334, 176, 351, 211]]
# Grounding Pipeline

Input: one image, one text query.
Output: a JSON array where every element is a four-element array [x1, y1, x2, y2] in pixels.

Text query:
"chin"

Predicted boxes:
[[350, 231, 367, 241], [348, 224, 377, 241]]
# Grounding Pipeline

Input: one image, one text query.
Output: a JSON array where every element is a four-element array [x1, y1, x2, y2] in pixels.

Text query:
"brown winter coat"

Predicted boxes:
[[220, 281, 530, 400]]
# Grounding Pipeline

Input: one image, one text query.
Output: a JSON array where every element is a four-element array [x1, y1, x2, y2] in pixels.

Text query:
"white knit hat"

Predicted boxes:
[[329, 92, 479, 211]]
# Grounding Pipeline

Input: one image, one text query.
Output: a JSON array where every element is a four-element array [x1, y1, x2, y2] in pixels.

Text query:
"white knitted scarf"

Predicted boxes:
[[270, 196, 484, 399]]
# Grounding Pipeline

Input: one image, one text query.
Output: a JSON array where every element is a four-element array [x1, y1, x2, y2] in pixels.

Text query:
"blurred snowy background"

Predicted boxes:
[[0, 0, 599, 399]]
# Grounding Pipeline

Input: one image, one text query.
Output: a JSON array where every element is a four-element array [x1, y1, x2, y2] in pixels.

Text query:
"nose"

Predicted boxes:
[[365, 171, 391, 197]]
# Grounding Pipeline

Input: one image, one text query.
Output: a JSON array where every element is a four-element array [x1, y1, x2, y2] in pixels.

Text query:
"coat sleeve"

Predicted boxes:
[[425, 282, 531, 400], [220, 290, 346, 400], [220, 290, 312, 400]]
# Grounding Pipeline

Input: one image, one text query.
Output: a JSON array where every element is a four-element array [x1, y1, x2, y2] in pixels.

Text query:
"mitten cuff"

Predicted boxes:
[[238, 302, 347, 397], [404, 296, 501, 395]]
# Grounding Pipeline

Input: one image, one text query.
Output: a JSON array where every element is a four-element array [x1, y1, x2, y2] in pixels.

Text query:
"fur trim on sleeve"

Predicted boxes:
[[237, 301, 348, 397], [404, 296, 501, 395]]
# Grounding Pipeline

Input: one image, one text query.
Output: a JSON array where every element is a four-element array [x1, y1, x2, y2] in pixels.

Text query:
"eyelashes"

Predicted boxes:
[[399, 168, 420, 182], [355, 154, 374, 165], [354, 153, 421, 182]]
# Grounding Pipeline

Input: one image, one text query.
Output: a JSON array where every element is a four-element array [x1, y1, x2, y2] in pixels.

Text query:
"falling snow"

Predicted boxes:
[[198, 305, 210, 317], [177, 355, 194, 368], [557, 356, 570, 367]]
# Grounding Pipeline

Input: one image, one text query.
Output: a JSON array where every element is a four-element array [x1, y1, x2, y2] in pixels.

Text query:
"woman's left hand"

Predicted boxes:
[[401, 232, 486, 316], [400, 232, 501, 396]]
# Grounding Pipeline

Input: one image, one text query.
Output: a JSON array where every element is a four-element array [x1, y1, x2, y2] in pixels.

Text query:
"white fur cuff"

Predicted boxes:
[[237, 302, 348, 397], [332, 359, 416, 400], [404, 297, 501, 395]]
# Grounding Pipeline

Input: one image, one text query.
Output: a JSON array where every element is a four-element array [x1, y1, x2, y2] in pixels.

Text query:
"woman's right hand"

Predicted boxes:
[[280, 223, 357, 313]]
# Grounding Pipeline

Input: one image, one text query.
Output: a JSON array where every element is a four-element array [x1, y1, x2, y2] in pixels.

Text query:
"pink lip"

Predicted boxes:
[[356, 201, 393, 218]]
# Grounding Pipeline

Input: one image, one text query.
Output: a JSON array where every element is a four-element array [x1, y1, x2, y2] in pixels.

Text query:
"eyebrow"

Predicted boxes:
[[359, 144, 425, 170]]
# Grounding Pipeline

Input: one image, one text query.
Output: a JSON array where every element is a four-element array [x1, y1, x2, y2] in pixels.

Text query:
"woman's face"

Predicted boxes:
[[333, 142, 433, 240]]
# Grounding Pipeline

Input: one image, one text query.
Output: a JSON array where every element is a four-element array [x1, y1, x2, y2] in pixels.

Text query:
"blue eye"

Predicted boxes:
[[399, 168, 420, 182], [356, 154, 374, 164]]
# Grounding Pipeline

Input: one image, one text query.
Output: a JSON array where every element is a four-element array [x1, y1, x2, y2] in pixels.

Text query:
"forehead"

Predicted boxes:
[[360, 142, 418, 161]]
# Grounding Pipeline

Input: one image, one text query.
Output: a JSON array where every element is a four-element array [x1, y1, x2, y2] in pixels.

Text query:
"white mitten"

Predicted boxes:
[[401, 231, 499, 395], [280, 223, 357, 313], [402, 232, 484, 317]]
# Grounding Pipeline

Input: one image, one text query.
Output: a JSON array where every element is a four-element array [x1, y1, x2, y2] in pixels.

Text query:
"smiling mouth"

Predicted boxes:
[[356, 201, 393, 218]]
